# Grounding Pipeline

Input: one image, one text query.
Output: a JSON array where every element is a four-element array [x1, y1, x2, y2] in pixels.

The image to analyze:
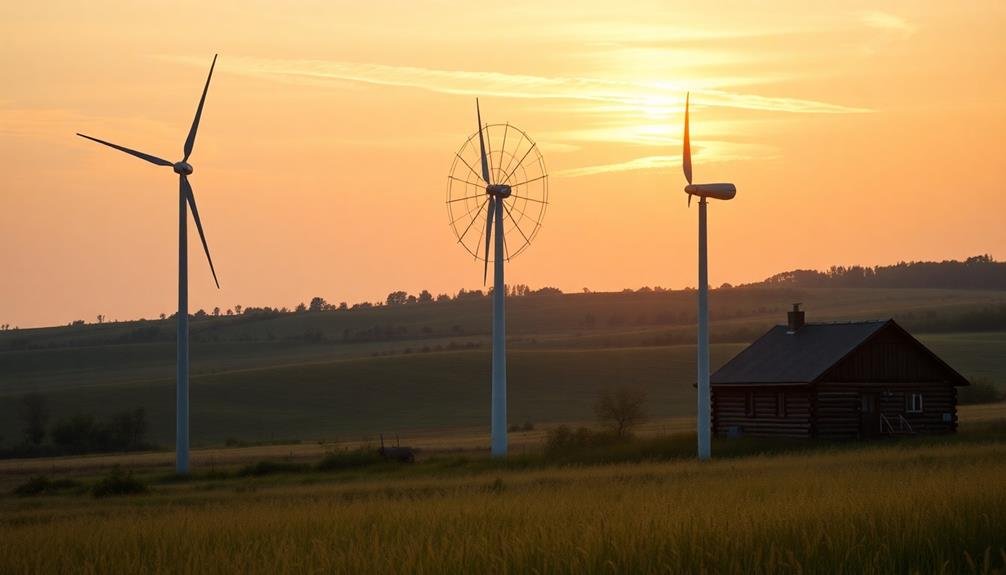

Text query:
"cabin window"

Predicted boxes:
[[776, 392, 787, 417], [906, 393, 923, 413], [744, 392, 755, 417]]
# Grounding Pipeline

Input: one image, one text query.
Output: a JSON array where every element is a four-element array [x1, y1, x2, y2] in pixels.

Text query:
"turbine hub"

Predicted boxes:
[[486, 183, 511, 198], [173, 162, 194, 176]]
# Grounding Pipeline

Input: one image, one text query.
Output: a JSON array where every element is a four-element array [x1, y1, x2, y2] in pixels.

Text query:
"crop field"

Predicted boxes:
[[2, 425, 1004, 574], [1, 288, 1004, 446], [0, 332, 1002, 447]]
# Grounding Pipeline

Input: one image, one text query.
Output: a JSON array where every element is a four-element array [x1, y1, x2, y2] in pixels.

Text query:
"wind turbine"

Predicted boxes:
[[446, 99, 548, 457], [77, 55, 221, 475], [681, 92, 736, 460]]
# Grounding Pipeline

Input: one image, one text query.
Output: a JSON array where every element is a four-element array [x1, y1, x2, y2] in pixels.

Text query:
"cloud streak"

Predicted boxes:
[[860, 11, 915, 34], [171, 56, 870, 116]]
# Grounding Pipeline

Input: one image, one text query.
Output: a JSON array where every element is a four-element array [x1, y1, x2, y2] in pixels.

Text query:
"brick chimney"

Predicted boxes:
[[787, 303, 805, 333]]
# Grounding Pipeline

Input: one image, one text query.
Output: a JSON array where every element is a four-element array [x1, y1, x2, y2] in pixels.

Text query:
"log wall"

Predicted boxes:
[[816, 383, 958, 438], [712, 388, 812, 438]]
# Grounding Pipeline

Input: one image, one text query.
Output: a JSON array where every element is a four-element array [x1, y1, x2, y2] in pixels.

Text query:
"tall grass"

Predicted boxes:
[[2, 441, 1003, 574]]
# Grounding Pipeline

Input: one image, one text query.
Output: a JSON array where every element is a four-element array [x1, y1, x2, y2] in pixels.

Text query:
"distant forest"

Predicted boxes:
[[0, 255, 1001, 333], [747, 255, 1004, 290]]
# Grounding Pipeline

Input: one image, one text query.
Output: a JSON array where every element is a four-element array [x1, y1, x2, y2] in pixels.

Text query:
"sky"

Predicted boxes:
[[1, 0, 1004, 328]]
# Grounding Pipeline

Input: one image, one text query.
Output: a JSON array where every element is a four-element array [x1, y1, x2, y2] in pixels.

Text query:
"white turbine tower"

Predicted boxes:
[[77, 55, 221, 475], [446, 99, 548, 457], [681, 93, 736, 460]]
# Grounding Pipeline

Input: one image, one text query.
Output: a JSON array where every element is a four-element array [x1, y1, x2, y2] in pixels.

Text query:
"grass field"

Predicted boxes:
[[1, 424, 1004, 574], [1, 288, 1004, 447]]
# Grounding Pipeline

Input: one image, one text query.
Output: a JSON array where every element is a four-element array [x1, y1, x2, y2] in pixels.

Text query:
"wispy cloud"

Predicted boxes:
[[167, 56, 870, 116], [860, 11, 915, 35], [160, 55, 865, 179], [556, 141, 777, 178]]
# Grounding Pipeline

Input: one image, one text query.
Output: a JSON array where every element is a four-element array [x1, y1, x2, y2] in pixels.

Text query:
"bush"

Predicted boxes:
[[12, 475, 81, 497], [237, 460, 310, 477], [316, 449, 384, 472], [545, 425, 622, 454], [959, 378, 1004, 405], [92, 468, 147, 498]]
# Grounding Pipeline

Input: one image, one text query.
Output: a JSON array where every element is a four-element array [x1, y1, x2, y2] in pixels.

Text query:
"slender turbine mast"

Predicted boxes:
[[77, 55, 221, 475], [446, 99, 548, 457], [681, 93, 737, 460]]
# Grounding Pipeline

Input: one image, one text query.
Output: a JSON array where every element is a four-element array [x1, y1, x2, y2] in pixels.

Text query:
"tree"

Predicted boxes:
[[226, 308, 233, 316], [309, 296, 328, 312], [159, 313, 166, 320], [295, 302, 307, 313], [386, 291, 408, 306], [212, 307, 221, 317], [234, 305, 243, 315], [96, 314, 105, 324], [436, 293, 450, 302], [338, 302, 348, 310], [418, 290, 433, 303], [19, 393, 49, 446], [594, 386, 647, 438]]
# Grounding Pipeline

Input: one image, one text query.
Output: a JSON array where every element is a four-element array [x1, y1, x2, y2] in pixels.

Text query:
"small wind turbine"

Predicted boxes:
[[446, 99, 548, 457], [681, 93, 736, 460], [77, 55, 221, 475]]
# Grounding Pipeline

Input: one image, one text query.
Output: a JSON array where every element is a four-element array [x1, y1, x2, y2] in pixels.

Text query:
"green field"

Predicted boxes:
[[1, 288, 1004, 446]]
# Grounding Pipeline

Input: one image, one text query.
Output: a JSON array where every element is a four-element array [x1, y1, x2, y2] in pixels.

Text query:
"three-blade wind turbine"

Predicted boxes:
[[681, 93, 736, 460], [77, 55, 221, 475], [447, 99, 548, 457]]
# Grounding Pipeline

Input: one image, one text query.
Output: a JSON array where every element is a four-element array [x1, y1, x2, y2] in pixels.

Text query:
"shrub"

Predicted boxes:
[[545, 425, 622, 454], [316, 450, 385, 472], [237, 460, 310, 477], [92, 468, 147, 498], [12, 475, 81, 497], [959, 378, 1004, 404]]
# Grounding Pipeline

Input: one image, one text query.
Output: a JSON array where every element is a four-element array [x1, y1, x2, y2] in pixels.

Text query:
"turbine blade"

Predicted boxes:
[[183, 54, 217, 162], [76, 133, 172, 167], [181, 176, 220, 289], [483, 197, 495, 285], [683, 92, 693, 185], [476, 98, 491, 185]]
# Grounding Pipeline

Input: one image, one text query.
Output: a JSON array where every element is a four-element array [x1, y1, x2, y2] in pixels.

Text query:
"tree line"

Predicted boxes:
[[751, 254, 1005, 290], [1, 393, 152, 458]]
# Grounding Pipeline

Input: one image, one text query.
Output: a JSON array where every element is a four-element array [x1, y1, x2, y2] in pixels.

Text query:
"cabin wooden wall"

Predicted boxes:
[[712, 388, 812, 438], [815, 383, 958, 439]]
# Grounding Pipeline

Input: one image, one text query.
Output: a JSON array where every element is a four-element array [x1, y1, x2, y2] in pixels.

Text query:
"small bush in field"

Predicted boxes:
[[92, 468, 147, 498], [316, 450, 384, 472], [959, 378, 1004, 404], [12, 475, 81, 497], [237, 460, 310, 477], [545, 425, 622, 454]]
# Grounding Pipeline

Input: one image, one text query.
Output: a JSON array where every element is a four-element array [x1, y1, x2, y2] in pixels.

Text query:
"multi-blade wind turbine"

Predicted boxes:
[[77, 55, 221, 475], [446, 99, 548, 457], [681, 92, 736, 460]]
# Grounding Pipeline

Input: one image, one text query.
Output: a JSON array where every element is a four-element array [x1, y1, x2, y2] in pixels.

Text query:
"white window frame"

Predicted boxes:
[[906, 393, 923, 414]]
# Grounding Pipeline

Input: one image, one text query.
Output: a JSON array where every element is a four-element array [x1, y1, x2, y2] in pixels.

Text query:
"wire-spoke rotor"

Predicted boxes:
[[447, 123, 548, 262]]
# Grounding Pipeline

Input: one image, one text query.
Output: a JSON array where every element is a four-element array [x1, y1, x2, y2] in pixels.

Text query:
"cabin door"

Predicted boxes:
[[859, 392, 881, 437]]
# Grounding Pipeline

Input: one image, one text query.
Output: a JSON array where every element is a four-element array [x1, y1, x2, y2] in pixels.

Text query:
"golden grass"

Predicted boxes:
[[4, 403, 1002, 481], [2, 441, 1004, 574]]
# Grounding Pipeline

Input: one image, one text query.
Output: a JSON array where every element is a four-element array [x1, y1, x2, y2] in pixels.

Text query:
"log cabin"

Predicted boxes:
[[710, 304, 969, 439]]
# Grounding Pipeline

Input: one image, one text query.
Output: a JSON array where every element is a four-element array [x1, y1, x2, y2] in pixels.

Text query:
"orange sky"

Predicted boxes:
[[1, 1, 1004, 328]]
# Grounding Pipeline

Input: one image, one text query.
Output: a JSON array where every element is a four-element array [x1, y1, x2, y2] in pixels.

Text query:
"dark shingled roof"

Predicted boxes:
[[710, 320, 889, 385]]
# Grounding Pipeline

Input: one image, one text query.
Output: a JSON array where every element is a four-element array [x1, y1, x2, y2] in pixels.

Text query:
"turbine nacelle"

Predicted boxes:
[[684, 183, 736, 201], [486, 183, 512, 198], [173, 161, 194, 176]]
